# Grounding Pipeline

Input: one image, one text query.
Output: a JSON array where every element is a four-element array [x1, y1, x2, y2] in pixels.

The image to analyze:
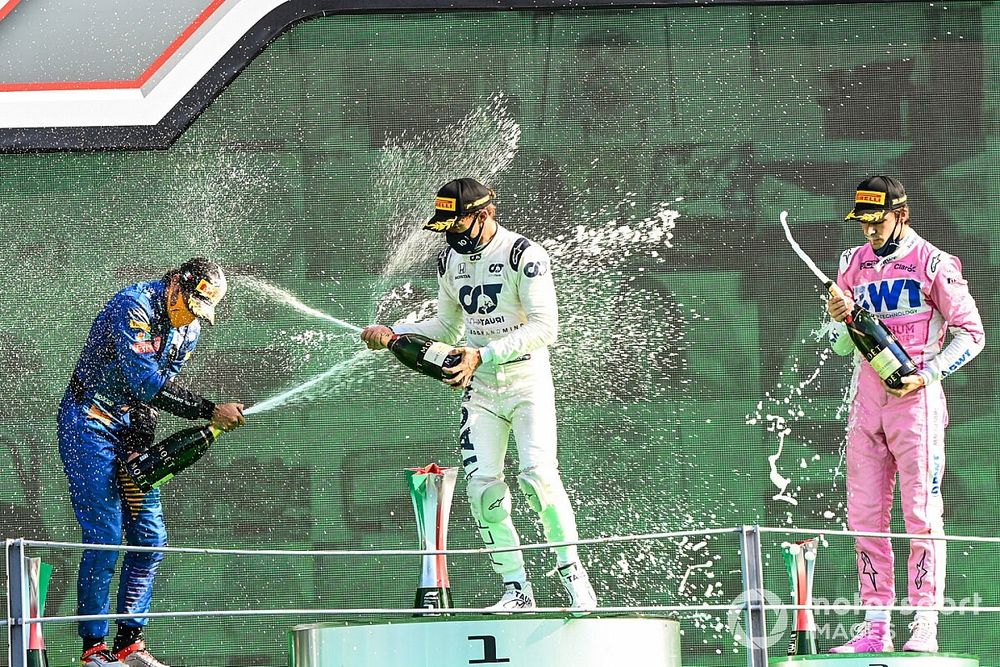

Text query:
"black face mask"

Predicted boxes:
[[446, 217, 488, 255], [873, 215, 902, 258]]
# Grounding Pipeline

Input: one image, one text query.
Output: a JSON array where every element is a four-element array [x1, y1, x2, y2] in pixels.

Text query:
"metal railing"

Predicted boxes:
[[7, 525, 1000, 667]]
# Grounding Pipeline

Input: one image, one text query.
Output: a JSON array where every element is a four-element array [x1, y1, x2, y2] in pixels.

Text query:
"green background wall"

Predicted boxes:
[[2, 5, 998, 665]]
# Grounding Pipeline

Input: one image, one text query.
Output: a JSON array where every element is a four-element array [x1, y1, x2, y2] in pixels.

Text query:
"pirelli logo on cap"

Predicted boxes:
[[855, 190, 887, 206], [435, 197, 457, 212], [195, 279, 221, 301]]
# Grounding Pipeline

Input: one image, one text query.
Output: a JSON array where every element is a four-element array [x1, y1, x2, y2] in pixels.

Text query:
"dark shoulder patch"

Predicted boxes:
[[510, 237, 531, 271], [437, 247, 452, 277]]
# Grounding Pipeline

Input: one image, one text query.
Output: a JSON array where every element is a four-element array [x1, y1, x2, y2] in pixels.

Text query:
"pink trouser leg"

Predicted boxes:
[[887, 383, 947, 610], [846, 381, 897, 608]]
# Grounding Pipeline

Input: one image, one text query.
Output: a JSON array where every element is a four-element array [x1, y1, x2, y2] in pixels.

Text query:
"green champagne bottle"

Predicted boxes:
[[779, 214, 918, 390], [826, 282, 918, 389], [123, 424, 222, 492], [388, 333, 462, 382]]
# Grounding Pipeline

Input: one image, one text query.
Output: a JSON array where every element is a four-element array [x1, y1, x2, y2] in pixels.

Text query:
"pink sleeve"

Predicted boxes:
[[835, 248, 853, 293], [920, 254, 985, 383]]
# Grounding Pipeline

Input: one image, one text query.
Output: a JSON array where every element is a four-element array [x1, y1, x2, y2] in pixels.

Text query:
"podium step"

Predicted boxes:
[[290, 614, 681, 666], [769, 653, 979, 667]]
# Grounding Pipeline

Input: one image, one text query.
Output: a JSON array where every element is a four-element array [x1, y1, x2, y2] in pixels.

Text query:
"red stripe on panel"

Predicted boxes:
[[0, 0, 227, 92]]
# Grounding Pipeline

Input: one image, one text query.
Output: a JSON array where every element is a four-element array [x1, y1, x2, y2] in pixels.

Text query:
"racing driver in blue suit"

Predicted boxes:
[[57, 258, 246, 667]]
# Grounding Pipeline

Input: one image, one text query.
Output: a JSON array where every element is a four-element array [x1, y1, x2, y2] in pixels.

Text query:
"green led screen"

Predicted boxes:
[[2, 5, 999, 665]]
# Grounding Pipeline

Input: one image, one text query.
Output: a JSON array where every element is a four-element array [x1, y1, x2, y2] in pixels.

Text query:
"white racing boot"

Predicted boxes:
[[81, 644, 126, 667], [117, 640, 170, 667], [558, 561, 598, 613], [902, 614, 939, 653], [487, 581, 536, 612]]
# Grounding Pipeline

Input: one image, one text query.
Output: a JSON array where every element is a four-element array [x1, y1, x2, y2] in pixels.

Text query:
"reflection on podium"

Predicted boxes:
[[290, 615, 681, 666]]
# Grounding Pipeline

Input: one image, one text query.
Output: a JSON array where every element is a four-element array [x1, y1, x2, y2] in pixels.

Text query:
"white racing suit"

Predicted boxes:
[[394, 224, 581, 579]]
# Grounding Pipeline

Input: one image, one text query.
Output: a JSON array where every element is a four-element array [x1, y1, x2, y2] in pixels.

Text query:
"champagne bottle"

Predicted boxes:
[[123, 424, 221, 492], [388, 333, 462, 382], [827, 282, 918, 389], [779, 213, 918, 390]]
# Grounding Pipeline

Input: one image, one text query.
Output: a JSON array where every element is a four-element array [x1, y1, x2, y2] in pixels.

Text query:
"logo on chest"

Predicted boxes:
[[459, 284, 503, 315], [131, 336, 163, 355], [854, 278, 923, 313]]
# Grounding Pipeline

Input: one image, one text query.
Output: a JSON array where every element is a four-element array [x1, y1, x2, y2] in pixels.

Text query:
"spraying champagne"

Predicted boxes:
[[780, 212, 917, 389]]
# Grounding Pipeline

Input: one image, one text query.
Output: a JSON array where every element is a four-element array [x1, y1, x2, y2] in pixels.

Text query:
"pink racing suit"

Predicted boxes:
[[833, 230, 985, 611]]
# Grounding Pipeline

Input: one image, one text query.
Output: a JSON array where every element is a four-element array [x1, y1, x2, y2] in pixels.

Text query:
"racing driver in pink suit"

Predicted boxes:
[[826, 175, 984, 654]]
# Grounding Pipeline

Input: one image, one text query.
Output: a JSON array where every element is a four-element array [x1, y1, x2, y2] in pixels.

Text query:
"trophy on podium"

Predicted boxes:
[[406, 463, 458, 610], [782, 537, 820, 655]]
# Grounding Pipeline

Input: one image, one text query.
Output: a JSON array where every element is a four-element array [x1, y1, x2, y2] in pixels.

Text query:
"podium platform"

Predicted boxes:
[[289, 614, 681, 666], [769, 654, 979, 667]]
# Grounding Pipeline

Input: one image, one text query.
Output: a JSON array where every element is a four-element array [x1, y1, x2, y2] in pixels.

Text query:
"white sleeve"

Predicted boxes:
[[479, 244, 558, 367], [917, 253, 985, 384], [829, 252, 858, 357], [829, 322, 856, 356]]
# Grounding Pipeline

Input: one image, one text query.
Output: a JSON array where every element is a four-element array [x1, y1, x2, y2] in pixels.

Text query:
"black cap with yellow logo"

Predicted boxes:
[[845, 175, 908, 223], [424, 178, 495, 232]]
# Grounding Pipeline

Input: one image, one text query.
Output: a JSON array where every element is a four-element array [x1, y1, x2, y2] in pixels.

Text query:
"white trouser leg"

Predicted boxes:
[[510, 376, 580, 566], [461, 385, 524, 578]]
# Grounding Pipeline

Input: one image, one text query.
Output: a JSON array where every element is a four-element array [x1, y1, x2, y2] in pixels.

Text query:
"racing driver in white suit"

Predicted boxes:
[[361, 178, 597, 611]]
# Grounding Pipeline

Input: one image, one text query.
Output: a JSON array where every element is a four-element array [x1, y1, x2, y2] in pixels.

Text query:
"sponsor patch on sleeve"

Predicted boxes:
[[509, 237, 531, 270], [523, 259, 550, 278]]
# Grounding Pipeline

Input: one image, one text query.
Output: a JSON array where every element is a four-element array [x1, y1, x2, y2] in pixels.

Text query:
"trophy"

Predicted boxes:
[[27, 557, 52, 667], [406, 463, 458, 610], [782, 538, 820, 655]]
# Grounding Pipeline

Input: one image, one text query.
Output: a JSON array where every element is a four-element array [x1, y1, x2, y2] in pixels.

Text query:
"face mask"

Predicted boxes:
[[872, 215, 902, 258], [166, 285, 197, 327], [446, 216, 488, 255]]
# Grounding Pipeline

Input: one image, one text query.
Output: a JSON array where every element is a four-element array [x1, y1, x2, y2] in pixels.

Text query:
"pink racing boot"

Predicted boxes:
[[829, 620, 894, 654]]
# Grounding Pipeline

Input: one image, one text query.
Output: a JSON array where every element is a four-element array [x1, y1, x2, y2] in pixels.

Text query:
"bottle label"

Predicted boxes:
[[870, 346, 903, 379], [423, 342, 453, 368]]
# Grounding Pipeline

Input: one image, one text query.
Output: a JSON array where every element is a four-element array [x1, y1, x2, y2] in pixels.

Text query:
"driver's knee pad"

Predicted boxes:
[[467, 476, 512, 523]]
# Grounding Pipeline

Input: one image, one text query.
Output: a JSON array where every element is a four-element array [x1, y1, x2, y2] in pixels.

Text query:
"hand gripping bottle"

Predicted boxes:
[[388, 333, 462, 382], [833, 284, 917, 388]]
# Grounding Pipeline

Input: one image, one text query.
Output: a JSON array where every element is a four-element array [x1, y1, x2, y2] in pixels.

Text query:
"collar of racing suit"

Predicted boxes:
[[869, 228, 920, 270]]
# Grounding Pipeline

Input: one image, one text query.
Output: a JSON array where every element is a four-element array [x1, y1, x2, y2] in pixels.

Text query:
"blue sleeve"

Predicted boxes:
[[111, 295, 170, 402]]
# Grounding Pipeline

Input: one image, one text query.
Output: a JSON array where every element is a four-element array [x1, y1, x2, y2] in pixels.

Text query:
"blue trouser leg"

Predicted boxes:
[[116, 471, 166, 629], [59, 404, 167, 639], [59, 411, 123, 640]]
